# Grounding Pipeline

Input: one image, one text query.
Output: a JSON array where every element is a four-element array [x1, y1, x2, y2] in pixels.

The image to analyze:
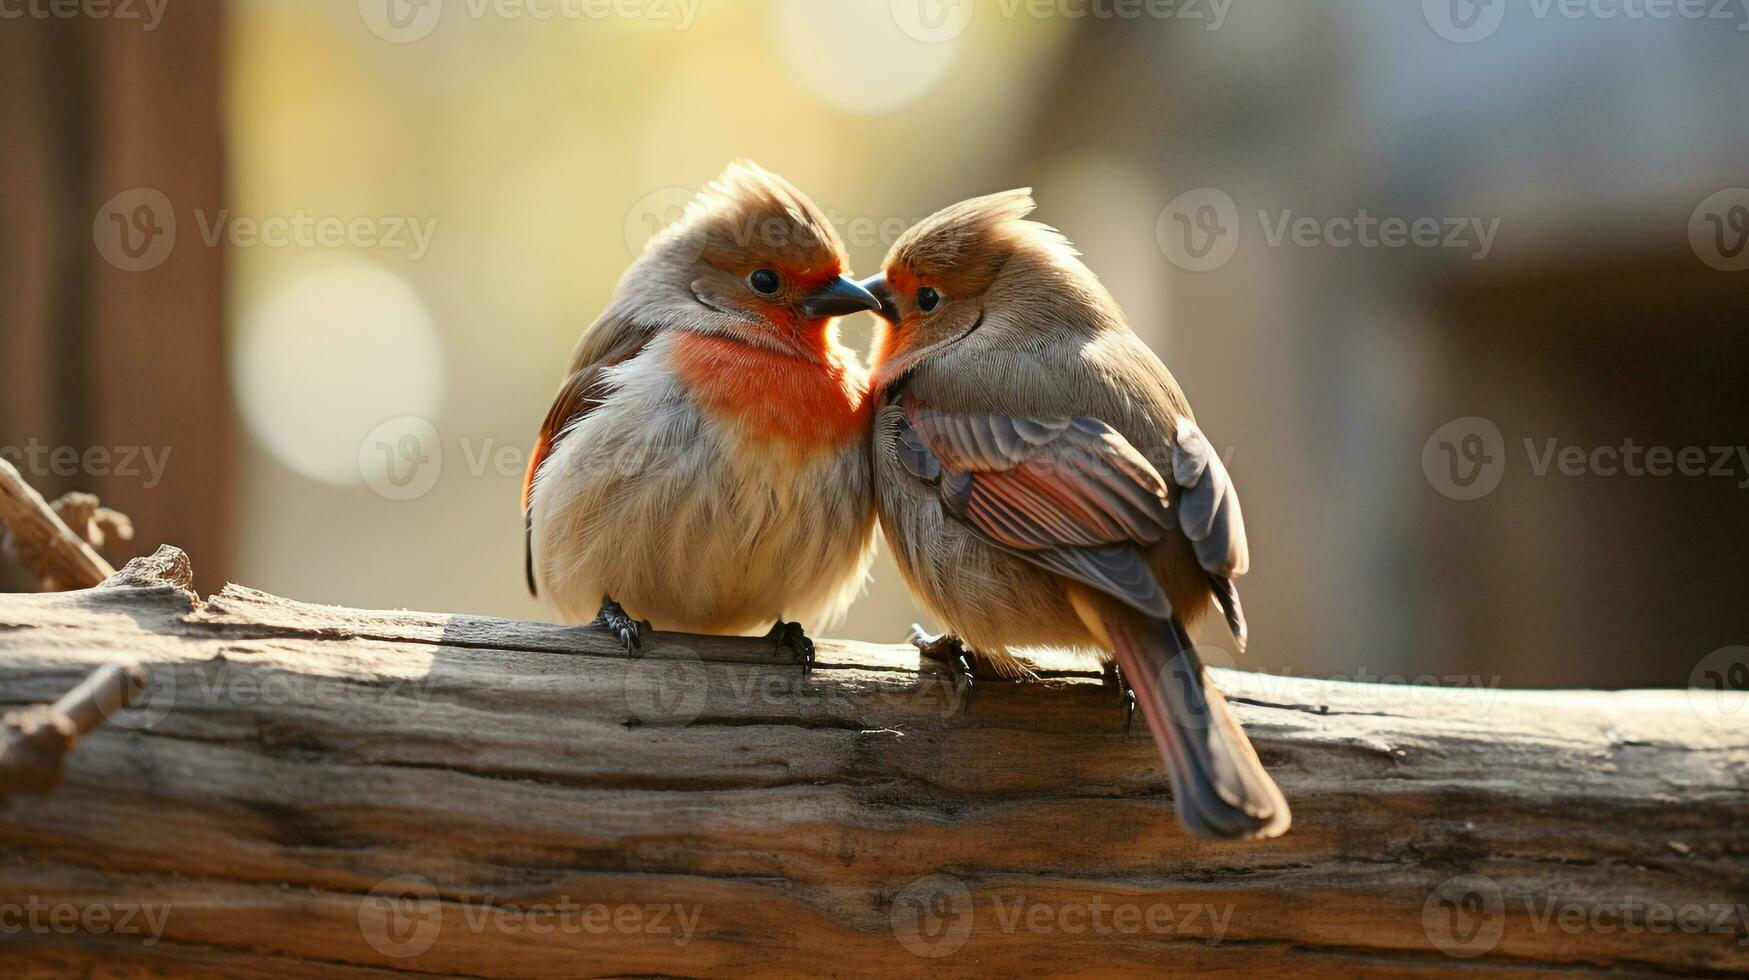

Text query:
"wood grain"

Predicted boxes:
[[0, 458, 116, 591], [0, 547, 1745, 977]]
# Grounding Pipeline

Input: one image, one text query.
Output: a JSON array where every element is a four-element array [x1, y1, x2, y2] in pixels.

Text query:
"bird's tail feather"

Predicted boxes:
[[1105, 612, 1290, 840]]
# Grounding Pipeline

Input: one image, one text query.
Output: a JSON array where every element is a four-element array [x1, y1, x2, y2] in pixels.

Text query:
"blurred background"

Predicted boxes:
[[4, 0, 1748, 688]]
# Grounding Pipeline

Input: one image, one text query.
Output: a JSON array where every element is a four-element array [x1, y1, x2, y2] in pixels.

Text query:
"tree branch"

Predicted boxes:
[[0, 663, 146, 804], [0, 547, 1745, 975], [0, 458, 120, 590]]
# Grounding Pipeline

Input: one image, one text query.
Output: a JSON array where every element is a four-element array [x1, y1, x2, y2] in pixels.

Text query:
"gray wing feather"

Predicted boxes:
[[892, 400, 1175, 617], [1207, 572, 1248, 654], [1173, 418, 1249, 577], [1024, 544, 1172, 618], [895, 417, 940, 482]]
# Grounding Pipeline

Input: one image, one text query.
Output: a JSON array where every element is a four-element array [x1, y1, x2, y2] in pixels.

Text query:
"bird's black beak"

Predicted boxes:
[[797, 275, 882, 319], [858, 274, 900, 323]]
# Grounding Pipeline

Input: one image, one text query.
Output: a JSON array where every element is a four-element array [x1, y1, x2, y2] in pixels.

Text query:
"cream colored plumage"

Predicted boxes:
[[524, 162, 879, 655]]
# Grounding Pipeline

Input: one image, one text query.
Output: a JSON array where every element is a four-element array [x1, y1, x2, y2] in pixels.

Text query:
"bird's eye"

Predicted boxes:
[[749, 269, 781, 295], [916, 286, 941, 313]]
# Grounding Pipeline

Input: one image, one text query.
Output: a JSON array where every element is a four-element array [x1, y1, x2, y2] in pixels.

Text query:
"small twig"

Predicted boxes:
[[46, 491, 133, 553], [0, 457, 119, 590], [0, 663, 147, 805]]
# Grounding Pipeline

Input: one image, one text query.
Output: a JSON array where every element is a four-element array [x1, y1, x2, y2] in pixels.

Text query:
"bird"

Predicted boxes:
[[860, 189, 1290, 839], [522, 161, 882, 665]]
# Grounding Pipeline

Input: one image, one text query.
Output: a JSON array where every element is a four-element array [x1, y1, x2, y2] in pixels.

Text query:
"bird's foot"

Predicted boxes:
[[908, 624, 965, 663], [767, 620, 815, 675], [909, 624, 976, 714], [594, 598, 649, 656], [1103, 662, 1138, 735]]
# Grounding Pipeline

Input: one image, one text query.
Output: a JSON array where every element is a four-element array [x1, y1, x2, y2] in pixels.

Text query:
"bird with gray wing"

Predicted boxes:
[[862, 190, 1288, 839]]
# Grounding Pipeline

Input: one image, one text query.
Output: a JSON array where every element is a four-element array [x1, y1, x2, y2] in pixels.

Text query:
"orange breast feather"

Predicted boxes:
[[671, 334, 869, 454]]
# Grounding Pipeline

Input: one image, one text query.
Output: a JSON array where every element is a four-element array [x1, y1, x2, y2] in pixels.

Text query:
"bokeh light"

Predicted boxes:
[[770, 0, 960, 113], [233, 260, 445, 485]]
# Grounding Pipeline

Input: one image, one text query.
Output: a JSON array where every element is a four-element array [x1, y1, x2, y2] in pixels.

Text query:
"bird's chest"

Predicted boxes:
[[534, 356, 871, 631], [669, 333, 869, 456]]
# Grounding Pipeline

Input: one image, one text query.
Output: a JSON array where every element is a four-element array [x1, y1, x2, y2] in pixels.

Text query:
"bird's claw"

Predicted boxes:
[[1104, 663, 1138, 735], [949, 650, 975, 713], [769, 620, 815, 675], [595, 599, 648, 657], [910, 624, 974, 714], [908, 623, 964, 662]]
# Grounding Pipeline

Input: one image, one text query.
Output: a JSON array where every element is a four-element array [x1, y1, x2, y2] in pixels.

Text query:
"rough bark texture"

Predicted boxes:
[[0, 661, 144, 804], [0, 547, 1745, 977]]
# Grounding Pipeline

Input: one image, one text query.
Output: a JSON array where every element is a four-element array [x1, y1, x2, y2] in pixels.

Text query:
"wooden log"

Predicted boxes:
[[0, 546, 1745, 977]]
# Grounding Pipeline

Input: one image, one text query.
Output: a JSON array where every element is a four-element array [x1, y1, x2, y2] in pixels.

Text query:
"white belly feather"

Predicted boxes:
[[529, 338, 875, 634]]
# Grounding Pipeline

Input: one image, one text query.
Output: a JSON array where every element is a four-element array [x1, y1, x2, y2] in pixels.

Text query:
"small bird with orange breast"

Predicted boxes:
[[861, 190, 1290, 839], [523, 162, 881, 663]]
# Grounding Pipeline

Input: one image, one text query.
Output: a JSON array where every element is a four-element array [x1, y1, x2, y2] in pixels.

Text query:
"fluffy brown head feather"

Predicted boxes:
[[658, 160, 848, 283], [872, 189, 1102, 388], [884, 188, 1075, 297], [597, 160, 867, 363]]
